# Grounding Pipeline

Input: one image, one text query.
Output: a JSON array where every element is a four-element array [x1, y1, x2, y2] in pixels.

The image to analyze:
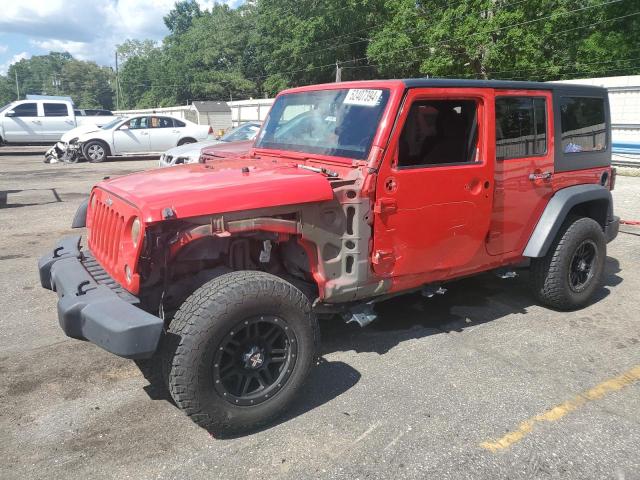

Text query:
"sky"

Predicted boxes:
[[0, 0, 244, 75]]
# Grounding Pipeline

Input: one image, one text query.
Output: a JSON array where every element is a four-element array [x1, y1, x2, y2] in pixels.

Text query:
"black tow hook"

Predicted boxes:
[[76, 280, 97, 296]]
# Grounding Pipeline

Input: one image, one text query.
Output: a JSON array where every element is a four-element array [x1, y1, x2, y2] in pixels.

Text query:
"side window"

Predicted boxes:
[[149, 116, 173, 128], [74, 109, 82, 116], [160, 117, 174, 128], [11, 102, 38, 117], [495, 97, 547, 159], [128, 117, 149, 129], [174, 119, 186, 127], [398, 100, 478, 167], [560, 97, 606, 153], [44, 103, 69, 117]]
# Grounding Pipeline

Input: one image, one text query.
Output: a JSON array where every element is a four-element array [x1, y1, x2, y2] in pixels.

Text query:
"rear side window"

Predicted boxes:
[[174, 119, 186, 127], [11, 102, 38, 117], [560, 97, 606, 153], [44, 103, 69, 117], [495, 97, 546, 159]]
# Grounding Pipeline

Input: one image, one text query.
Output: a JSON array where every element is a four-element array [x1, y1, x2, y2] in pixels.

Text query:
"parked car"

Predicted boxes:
[[158, 121, 260, 167], [39, 79, 619, 435], [0, 99, 114, 144], [47, 114, 213, 163]]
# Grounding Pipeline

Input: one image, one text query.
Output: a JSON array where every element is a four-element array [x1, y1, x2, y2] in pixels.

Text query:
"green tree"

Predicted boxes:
[[0, 75, 16, 105], [164, 0, 202, 35], [248, 0, 387, 95], [60, 60, 114, 109]]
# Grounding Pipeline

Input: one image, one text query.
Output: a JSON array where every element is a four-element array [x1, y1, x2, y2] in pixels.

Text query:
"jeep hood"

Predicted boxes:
[[97, 159, 336, 223]]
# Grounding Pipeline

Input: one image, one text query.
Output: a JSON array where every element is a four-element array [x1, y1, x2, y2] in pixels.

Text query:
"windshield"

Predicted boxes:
[[221, 123, 261, 142], [255, 88, 390, 160], [101, 117, 125, 130]]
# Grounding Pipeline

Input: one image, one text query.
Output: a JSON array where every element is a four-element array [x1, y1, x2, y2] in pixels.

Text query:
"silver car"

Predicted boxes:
[[158, 121, 261, 167]]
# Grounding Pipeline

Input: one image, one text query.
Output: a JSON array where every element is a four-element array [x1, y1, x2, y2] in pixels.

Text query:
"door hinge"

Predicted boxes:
[[374, 197, 397, 214]]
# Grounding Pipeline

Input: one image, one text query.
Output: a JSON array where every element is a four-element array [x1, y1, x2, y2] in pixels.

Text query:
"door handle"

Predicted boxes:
[[172, 130, 180, 133], [529, 171, 552, 181], [31, 120, 41, 124], [140, 132, 149, 135]]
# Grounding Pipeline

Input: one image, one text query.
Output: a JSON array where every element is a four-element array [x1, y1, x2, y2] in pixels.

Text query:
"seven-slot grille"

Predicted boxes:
[[88, 196, 126, 275]]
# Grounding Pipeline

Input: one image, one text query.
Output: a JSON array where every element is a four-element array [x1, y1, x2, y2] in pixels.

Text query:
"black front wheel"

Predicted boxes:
[[164, 271, 319, 435]]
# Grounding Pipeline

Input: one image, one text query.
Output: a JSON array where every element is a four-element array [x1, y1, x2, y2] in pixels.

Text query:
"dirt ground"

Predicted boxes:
[[1, 147, 639, 479]]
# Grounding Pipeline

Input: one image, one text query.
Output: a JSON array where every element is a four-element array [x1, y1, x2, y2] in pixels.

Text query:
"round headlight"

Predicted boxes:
[[131, 217, 141, 248]]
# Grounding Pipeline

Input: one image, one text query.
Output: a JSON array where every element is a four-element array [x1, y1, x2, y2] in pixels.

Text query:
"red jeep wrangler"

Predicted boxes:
[[39, 79, 619, 433]]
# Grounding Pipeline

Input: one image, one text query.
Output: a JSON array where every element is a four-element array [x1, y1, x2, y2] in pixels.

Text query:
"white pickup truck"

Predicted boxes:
[[0, 99, 115, 144]]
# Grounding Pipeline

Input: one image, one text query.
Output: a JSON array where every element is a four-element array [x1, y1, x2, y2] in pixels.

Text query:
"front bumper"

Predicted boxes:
[[38, 236, 163, 359]]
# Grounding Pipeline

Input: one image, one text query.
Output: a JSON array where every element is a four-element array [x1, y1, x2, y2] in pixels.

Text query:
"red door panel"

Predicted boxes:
[[486, 90, 554, 256], [372, 88, 495, 280]]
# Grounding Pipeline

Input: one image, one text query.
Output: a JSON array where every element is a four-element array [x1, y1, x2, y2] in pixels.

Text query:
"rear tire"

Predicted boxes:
[[530, 217, 606, 310], [83, 140, 108, 163], [165, 271, 319, 435]]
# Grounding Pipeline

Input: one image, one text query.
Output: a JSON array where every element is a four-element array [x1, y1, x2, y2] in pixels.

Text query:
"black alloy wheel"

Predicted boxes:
[[568, 239, 598, 292], [213, 315, 297, 406]]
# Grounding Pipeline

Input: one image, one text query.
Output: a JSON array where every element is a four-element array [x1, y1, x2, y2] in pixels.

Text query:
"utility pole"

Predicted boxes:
[[14, 70, 20, 100], [115, 51, 120, 110], [335, 60, 342, 82]]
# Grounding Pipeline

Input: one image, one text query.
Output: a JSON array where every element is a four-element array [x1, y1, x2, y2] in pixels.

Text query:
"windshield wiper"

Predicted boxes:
[[296, 164, 339, 178]]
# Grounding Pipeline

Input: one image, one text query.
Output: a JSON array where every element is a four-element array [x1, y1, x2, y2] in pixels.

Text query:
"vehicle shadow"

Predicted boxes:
[[141, 256, 621, 438], [0, 148, 47, 156], [320, 256, 622, 356]]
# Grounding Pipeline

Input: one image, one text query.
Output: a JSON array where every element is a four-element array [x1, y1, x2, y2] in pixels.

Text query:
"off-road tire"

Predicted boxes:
[[530, 217, 606, 310], [165, 271, 319, 435], [82, 140, 108, 163]]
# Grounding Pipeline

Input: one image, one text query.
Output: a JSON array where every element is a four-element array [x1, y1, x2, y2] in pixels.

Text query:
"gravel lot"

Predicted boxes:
[[1, 147, 639, 480]]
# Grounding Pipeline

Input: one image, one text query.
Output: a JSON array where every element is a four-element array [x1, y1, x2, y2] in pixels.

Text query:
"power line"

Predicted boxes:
[[335, 0, 626, 70], [340, 10, 640, 74], [239, 0, 626, 83], [293, 0, 537, 60]]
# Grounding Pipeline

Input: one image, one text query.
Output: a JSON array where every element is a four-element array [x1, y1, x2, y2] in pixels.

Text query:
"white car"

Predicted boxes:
[[48, 114, 213, 163], [158, 121, 261, 167]]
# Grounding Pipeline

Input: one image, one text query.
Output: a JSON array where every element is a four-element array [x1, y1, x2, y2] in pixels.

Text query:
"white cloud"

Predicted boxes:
[[0, 0, 244, 67], [0, 45, 8, 54], [0, 51, 31, 75]]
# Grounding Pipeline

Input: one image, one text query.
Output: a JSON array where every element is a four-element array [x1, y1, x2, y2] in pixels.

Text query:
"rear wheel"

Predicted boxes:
[[83, 140, 108, 163], [530, 217, 606, 310], [165, 271, 319, 435]]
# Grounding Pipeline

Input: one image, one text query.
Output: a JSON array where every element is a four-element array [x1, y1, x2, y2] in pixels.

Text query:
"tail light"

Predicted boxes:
[[610, 167, 617, 191], [208, 126, 213, 135]]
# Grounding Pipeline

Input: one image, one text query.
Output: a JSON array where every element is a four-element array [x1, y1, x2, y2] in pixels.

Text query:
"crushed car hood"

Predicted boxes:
[[61, 124, 102, 142], [97, 158, 336, 223]]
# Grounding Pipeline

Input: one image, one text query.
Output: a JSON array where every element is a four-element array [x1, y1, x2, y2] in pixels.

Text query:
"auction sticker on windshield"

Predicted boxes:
[[344, 89, 383, 107]]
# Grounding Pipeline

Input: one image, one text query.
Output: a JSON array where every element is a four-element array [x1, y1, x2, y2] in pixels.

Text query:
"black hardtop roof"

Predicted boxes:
[[402, 78, 607, 95]]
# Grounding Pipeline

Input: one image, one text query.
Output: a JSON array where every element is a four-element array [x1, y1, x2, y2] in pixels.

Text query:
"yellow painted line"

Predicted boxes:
[[481, 365, 640, 452]]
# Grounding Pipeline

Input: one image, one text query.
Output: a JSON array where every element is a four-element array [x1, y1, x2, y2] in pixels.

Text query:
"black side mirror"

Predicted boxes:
[[5, 110, 16, 117]]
